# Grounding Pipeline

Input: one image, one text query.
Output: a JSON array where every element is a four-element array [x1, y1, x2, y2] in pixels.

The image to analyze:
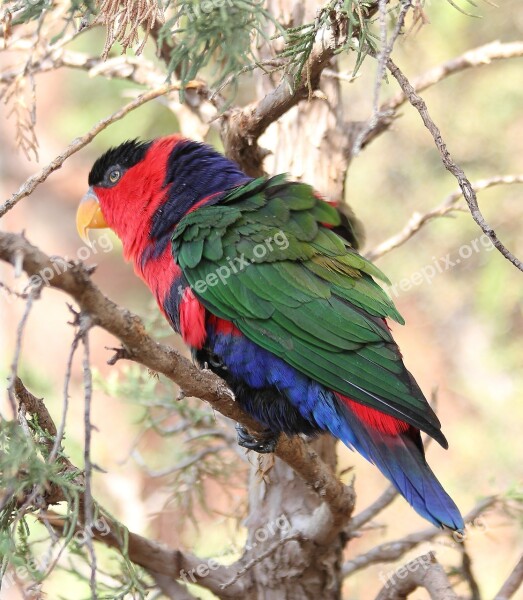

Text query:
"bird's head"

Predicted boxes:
[[76, 135, 248, 263]]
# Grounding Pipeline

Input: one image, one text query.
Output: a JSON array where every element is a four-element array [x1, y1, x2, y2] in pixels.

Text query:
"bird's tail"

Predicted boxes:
[[328, 393, 464, 531]]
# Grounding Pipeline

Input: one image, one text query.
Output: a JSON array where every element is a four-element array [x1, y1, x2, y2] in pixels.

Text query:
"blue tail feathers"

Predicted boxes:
[[318, 396, 464, 530]]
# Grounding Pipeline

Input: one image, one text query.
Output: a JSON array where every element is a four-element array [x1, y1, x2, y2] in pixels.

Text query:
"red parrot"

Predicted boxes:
[[77, 135, 463, 530]]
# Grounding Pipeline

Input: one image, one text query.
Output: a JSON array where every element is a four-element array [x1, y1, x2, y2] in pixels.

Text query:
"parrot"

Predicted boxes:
[[76, 135, 464, 531]]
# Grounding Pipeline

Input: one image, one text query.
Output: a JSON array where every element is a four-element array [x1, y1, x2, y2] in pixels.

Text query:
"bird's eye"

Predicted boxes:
[[108, 168, 121, 184]]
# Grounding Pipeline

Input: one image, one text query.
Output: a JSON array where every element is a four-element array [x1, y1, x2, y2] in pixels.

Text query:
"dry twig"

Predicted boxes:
[[342, 496, 498, 578], [0, 81, 201, 219], [387, 57, 523, 273], [367, 175, 523, 261], [494, 555, 523, 600]]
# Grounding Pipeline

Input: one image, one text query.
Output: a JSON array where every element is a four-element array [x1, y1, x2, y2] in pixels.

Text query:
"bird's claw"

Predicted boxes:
[[235, 423, 278, 454]]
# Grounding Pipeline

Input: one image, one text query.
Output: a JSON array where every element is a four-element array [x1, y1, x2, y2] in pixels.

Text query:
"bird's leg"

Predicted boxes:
[[235, 423, 279, 454]]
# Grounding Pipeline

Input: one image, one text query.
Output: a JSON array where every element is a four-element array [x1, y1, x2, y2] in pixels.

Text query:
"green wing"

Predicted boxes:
[[172, 176, 443, 442]]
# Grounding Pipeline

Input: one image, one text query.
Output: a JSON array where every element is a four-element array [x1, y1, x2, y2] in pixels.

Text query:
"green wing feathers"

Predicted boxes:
[[172, 176, 443, 440]]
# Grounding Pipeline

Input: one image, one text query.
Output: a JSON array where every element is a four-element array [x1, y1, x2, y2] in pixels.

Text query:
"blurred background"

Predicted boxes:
[[1, 1, 522, 598]]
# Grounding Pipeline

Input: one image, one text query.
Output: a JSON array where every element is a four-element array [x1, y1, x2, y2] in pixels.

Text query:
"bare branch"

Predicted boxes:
[[0, 50, 165, 89], [367, 175, 523, 261], [346, 485, 398, 535], [0, 82, 202, 219], [386, 41, 523, 113], [374, 552, 458, 600], [6, 283, 41, 416], [359, 40, 523, 151], [494, 555, 523, 600], [0, 232, 355, 538], [386, 57, 523, 273], [342, 495, 497, 578], [351, 0, 411, 155]]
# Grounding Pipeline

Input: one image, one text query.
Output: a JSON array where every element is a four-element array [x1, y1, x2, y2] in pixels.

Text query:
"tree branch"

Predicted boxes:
[[386, 57, 523, 273], [220, 1, 383, 175], [357, 40, 523, 151], [386, 41, 523, 113], [0, 231, 355, 539], [346, 485, 398, 536], [342, 495, 497, 578], [494, 555, 523, 600], [367, 175, 523, 261], [374, 552, 458, 600]]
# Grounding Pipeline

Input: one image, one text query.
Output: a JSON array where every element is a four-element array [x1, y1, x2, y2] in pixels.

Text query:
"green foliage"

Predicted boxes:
[[2, 0, 95, 26], [0, 417, 152, 598], [279, 0, 380, 84], [159, 0, 278, 87], [0, 419, 80, 593]]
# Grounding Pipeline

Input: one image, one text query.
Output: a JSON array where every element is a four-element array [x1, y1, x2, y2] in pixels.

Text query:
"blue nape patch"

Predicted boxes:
[[148, 140, 250, 256]]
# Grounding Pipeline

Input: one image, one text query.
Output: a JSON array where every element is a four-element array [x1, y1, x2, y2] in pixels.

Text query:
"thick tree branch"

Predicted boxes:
[[374, 552, 458, 600], [220, 1, 383, 175], [494, 555, 523, 600], [0, 231, 355, 538], [386, 57, 523, 273]]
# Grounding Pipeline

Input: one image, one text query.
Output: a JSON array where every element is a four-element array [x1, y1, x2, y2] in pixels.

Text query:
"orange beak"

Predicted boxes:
[[76, 188, 108, 245]]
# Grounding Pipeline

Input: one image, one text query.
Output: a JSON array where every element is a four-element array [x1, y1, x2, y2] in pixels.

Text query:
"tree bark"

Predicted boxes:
[[234, 2, 358, 598]]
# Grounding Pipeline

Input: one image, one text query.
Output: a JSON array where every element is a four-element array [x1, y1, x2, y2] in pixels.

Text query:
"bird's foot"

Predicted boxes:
[[235, 423, 279, 454]]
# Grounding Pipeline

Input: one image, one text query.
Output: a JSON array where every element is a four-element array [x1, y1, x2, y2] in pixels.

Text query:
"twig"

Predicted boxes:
[[386, 57, 523, 273], [49, 324, 82, 463], [346, 485, 398, 535], [352, 0, 412, 155], [494, 555, 523, 600], [374, 551, 458, 600], [0, 81, 201, 219], [131, 445, 228, 478], [342, 495, 497, 578], [386, 41, 523, 113], [79, 316, 97, 599], [6, 282, 41, 416], [367, 175, 523, 261], [359, 40, 523, 152], [460, 545, 481, 600], [0, 232, 355, 540]]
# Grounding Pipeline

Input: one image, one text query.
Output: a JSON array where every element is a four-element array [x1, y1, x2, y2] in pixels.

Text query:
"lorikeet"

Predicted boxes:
[[77, 135, 463, 530]]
